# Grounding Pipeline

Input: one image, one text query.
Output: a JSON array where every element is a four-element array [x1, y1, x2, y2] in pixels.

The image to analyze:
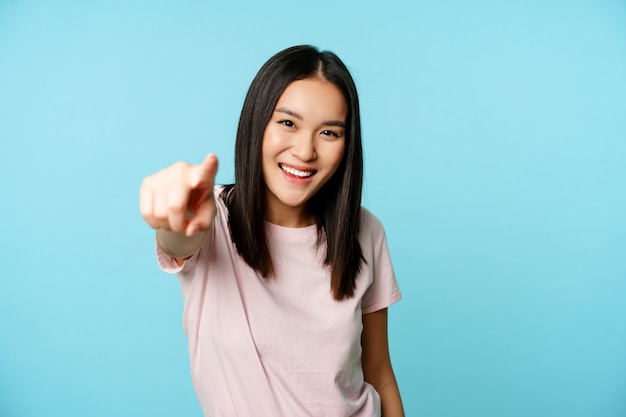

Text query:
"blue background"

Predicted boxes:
[[1, 1, 625, 416]]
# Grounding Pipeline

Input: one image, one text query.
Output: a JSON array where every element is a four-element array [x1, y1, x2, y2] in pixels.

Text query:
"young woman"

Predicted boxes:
[[140, 45, 404, 417]]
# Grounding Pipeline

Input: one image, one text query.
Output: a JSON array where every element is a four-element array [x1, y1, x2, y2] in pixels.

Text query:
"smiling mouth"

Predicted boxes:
[[279, 163, 317, 178]]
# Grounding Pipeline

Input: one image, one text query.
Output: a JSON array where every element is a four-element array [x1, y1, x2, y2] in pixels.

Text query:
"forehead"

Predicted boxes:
[[275, 78, 348, 121]]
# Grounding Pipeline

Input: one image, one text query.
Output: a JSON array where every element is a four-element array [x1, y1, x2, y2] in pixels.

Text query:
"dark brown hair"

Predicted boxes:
[[222, 45, 364, 300]]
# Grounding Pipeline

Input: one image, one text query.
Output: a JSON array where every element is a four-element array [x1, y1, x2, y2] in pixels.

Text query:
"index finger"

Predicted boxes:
[[189, 153, 219, 188]]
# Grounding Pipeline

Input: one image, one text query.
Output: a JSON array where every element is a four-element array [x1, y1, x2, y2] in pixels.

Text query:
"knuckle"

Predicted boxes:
[[168, 200, 186, 213], [153, 206, 168, 220], [171, 161, 189, 175], [139, 206, 151, 218], [140, 176, 153, 191]]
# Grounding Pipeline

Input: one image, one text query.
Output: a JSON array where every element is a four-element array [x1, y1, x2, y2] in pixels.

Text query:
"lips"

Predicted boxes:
[[278, 163, 317, 178]]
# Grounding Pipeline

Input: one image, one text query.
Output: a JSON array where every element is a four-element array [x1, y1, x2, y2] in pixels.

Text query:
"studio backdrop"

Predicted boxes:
[[1, 1, 625, 416]]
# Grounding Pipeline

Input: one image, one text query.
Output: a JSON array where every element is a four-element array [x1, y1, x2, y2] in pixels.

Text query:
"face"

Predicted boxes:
[[262, 78, 347, 227]]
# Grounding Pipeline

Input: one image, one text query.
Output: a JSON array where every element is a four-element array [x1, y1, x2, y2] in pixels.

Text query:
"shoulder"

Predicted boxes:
[[213, 185, 231, 214], [214, 184, 229, 200], [358, 207, 389, 252], [359, 206, 386, 235]]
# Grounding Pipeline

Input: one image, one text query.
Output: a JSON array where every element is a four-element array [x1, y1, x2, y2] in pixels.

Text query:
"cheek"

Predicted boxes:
[[260, 132, 274, 177], [261, 129, 277, 162], [329, 142, 346, 167], [261, 126, 286, 155]]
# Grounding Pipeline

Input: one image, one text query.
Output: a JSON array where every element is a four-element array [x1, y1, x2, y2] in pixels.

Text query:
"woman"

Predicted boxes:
[[140, 45, 404, 417]]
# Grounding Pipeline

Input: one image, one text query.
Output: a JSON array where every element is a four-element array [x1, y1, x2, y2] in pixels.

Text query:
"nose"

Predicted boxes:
[[291, 133, 317, 161]]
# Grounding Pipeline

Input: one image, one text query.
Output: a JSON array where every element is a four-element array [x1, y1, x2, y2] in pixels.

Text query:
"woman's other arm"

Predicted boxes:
[[362, 308, 405, 417]]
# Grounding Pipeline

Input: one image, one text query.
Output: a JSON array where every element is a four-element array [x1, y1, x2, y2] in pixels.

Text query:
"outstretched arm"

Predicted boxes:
[[362, 308, 405, 417], [140, 153, 219, 262]]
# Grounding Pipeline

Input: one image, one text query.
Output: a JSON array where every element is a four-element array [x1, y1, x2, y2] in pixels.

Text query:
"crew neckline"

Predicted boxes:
[[265, 221, 317, 242]]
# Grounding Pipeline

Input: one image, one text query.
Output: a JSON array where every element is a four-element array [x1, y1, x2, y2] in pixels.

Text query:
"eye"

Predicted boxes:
[[321, 130, 341, 138], [278, 119, 295, 128]]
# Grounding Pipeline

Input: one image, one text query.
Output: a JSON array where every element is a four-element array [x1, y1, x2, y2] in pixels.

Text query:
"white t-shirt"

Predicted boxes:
[[157, 187, 401, 417]]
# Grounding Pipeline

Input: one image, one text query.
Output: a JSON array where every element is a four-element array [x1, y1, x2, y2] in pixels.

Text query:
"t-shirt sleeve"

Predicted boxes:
[[361, 212, 402, 314]]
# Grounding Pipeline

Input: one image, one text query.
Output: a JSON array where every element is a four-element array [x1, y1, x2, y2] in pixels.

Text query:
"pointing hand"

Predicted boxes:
[[140, 153, 219, 236]]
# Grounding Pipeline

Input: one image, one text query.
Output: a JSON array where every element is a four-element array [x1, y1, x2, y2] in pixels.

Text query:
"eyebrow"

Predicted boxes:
[[274, 107, 346, 129]]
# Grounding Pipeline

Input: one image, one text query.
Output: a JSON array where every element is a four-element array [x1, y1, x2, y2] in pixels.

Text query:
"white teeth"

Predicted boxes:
[[280, 164, 314, 178]]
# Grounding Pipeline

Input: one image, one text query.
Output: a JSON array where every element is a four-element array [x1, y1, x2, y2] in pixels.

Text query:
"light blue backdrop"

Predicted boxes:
[[1, 1, 625, 416]]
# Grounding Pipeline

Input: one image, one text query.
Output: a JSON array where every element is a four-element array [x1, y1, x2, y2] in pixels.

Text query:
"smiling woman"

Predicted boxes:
[[139, 45, 404, 417]]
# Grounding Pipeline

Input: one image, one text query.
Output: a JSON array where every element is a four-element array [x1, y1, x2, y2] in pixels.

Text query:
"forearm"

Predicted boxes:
[[361, 308, 405, 417], [156, 228, 210, 259], [377, 377, 405, 417]]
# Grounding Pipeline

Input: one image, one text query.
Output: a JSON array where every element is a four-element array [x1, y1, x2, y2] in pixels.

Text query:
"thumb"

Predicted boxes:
[[185, 195, 217, 236]]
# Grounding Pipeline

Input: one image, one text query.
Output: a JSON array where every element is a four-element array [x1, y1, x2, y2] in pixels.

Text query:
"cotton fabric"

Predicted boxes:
[[157, 187, 401, 417]]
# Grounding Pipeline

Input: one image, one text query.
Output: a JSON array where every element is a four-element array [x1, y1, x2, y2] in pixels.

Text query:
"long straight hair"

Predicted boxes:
[[222, 45, 364, 300]]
